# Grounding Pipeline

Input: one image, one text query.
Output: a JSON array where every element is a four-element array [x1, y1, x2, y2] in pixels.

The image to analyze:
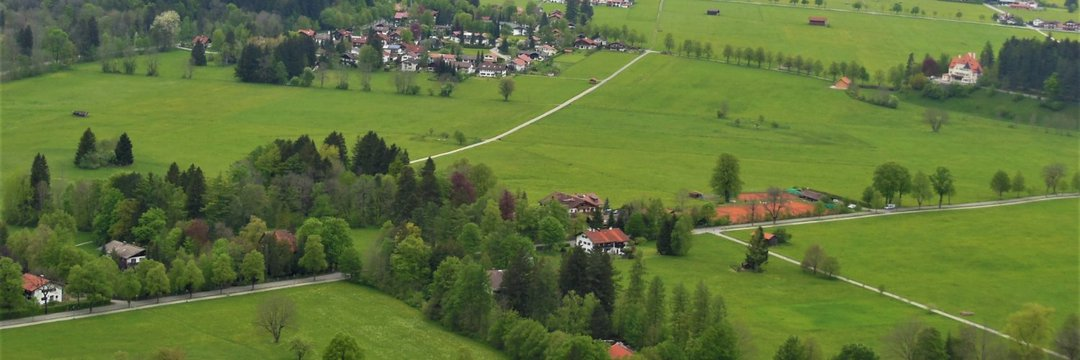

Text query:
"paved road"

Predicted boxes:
[[0, 272, 345, 330], [699, 195, 1077, 359], [693, 193, 1079, 234], [410, 50, 655, 164]]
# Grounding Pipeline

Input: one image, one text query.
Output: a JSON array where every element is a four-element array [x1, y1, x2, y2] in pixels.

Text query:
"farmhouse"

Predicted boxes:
[[832, 76, 852, 90], [23, 273, 62, 305], [542, 192, 602, 214], [102, 240, 146, 269], [808, 16, 828, 26], [942, 52, 982, 85], [574, 37, 598, 50], [576, 228, 631, 254]]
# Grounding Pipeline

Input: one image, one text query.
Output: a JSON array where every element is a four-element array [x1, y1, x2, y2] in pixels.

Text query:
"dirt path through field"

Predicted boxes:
[[410, 50, 656, 164]]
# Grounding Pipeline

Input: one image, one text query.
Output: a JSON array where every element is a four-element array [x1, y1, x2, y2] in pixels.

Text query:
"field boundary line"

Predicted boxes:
[[705, 231, 1068, 359], [0, 273, 345, 330], [410, 50, 655, 164], [693, 193, 1079, 234]]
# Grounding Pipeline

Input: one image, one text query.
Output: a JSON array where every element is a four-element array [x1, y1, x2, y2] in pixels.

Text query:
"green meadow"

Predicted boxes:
[[441, 54, 1078, 204], [0, 50, 616, 187], [0, 282, 504, 359], [617, 234, 955, 358], [729, 198, 1080, 330]]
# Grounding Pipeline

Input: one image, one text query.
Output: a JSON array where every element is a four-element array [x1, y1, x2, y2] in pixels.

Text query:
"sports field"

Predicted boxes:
[[0, 282, 504, 359], [729, 198, 1080, 329]]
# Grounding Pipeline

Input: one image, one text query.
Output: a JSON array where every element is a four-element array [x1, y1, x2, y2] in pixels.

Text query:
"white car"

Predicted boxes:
[[884, 204, 897, 210]]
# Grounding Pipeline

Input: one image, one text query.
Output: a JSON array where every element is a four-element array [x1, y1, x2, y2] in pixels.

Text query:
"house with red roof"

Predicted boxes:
[[576, 228, 631, 255], [832, 76, 851, 90], [23, 273, 63, 305], [943, 52, 982, 85], [609, 342, 634, 358]]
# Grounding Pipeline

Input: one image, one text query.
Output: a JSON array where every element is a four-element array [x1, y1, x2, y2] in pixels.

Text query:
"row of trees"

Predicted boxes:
[[662, 34, 871, 82], [883, 307, 1079, 360]]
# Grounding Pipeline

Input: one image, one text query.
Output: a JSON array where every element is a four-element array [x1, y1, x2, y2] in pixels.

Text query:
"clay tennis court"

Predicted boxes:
[[714, 193, 817, 224]]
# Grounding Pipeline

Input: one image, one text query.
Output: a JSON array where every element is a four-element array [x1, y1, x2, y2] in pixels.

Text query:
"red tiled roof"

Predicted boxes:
[[609, 342, 634, 358], [809, 16, 828, 22], [586, 229, 630, 245], [272, 230, 298, 253], [298, 29, 316, 37], [764, 232, 776, 241], [949, 52, 982, 74], [22, 273, 49, 292]]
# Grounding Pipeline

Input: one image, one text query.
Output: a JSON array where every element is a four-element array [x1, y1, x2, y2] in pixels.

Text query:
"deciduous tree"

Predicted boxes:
[[929, 167, 954, 208], [1043, 163, 1066, 194], [1012, 171, 1027, 197], [322, 333, 363, 360], [300, 235, 328, 280], [500, 78, 515, 101], [990, 170, 1011, 199], [1004, 303, 1054, 360], [255, 295, 297, 344], [1055, 314, 1080, 360], [711, 153, 743, 203]]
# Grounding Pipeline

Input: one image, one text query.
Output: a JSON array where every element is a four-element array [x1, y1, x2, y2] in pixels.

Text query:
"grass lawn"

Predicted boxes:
[[615, 234, 955, 357], [0, 282, 504, 360], [729, 198, 1080, 330], [0, 50, 629, 190], [441, 54, 1078, 205], [899, 87, 1079, 130]]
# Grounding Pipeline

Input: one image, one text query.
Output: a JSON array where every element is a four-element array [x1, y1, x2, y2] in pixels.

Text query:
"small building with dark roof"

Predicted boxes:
[[809, 16, 828, 26], [102, 241, 147, 269]]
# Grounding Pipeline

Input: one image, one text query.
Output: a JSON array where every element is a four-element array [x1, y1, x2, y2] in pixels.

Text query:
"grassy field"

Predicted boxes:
[[0, 282, 504, 359], [441, 54, 1078, 205], [0, 50, 627, 190], [616, 234, 955, 358], [729, 198, 1080, 330]]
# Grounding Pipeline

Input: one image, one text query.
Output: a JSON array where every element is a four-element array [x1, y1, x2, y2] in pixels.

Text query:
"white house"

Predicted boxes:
[[401, 59, 419, 72], [575, 228, 631, 255], [103, 240, 147, 269], [941, 52, 982, 85], [478, 62, 507, 77], [23, 273, 62, 305]]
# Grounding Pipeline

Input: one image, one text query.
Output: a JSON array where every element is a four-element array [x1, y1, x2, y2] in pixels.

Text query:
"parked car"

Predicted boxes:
[[884, 204, 897, 210]]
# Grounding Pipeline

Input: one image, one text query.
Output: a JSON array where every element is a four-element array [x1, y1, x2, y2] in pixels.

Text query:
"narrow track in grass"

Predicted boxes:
[[410, 50, 656, 165], [699, 195, 1078, 359]]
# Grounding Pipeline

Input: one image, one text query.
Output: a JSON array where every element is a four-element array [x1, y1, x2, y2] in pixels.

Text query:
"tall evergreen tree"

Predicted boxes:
[[165, 162, 181, 186], [113, 132, 134, 166], [30, 153, 51, 211], [655, 215, 675, 255], [643, 276, 666, 347], [419, 158, 442, 206], [191, 41, 207, 66], [75, 128, 97, 166], [16, 26, 33, 57], [393, 166, 420, 221], [743, 226, 769, 272], [183, 165, 206, 218]]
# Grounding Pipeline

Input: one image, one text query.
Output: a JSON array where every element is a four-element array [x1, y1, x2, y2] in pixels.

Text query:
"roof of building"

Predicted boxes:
[[192, 35, 211, 45], [298, 29, 316, 37], [949, 52, 983, 74], [488, 269, 505, 291], [800, 189, 824, 201], [609, 342, 634, 358], [544, 192, 602, 209], [269, 230, 298, 253], [394, 11, 409, 19], [22, 273, 51, 292], [809, 16, 828, 23], [479, 62, 506, 71], [586, 228, 631, 245], [103, 240, 146, 259]]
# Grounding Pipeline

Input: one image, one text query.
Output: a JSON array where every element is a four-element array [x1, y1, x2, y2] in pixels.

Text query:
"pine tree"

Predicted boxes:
[[419, 158, 442, 206], [393, 166, 420, 221], [322, 131, 348, 165], [30, 153, 51, 211], [113, 132, 134, 166], [743, 226, 769, 272], [655, 215, 675, 255], [191, 41, 207, 66], [165, 162, 181, 185], [184, 165, 206, 218], [75, 127, 97, 166]]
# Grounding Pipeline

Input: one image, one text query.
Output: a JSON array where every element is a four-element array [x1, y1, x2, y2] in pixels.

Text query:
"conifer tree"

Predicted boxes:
[[75, 127, 96, 166], [113, 132, 134, 166]]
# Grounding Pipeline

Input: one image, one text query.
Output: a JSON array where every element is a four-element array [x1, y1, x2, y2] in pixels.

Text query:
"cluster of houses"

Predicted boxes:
[[544, 0, 635, 8], [291, 4, 639, 78], [1030, 18, 1080, 32]]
